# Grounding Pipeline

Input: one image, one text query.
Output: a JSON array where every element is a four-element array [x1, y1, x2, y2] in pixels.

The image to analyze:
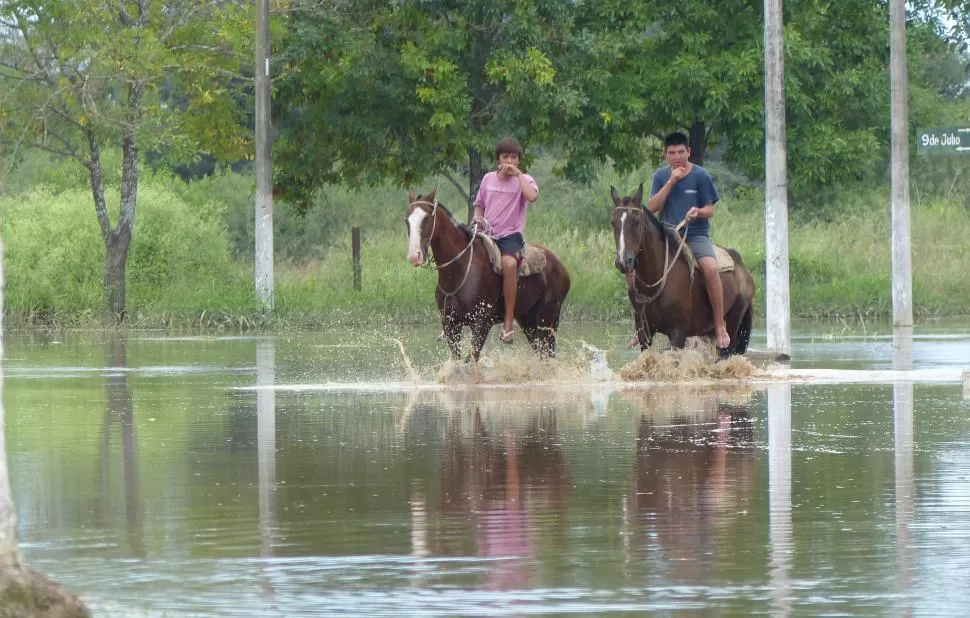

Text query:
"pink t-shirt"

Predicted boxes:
[[473, 172, 539, 238]]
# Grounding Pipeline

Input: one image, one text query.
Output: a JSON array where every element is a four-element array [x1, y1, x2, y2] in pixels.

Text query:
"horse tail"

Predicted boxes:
[[727, 248, 745, 265], [734, 304, 752, 355]]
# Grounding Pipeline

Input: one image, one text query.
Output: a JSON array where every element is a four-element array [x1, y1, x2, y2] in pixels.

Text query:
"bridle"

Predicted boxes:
[[409, 199, 478, 298], [614, 206, 691, 304]]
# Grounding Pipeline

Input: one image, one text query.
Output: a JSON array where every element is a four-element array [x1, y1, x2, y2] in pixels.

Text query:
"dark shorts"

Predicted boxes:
[[495, 232, 525, 257]]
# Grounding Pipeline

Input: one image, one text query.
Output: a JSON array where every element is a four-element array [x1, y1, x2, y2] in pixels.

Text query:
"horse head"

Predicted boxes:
[[610, 183, 646, 273], [405, 187, 438, 266]]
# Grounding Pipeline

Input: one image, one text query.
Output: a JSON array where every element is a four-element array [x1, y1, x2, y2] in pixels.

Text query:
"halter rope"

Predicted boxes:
[[614, 206, 692, 304], [409, 198, 478, 298]]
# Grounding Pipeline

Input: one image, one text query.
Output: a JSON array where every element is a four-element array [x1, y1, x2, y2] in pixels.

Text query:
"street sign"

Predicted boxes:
[[916, 127, 970, 154]]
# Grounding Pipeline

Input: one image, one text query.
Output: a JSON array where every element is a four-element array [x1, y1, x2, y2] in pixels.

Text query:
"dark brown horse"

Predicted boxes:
[[610, 184, 755, 356], [406, 188, 571, 361]]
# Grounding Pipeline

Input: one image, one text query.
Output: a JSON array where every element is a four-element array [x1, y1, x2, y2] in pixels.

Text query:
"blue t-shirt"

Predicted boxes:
[[649, 165, 719, 238]]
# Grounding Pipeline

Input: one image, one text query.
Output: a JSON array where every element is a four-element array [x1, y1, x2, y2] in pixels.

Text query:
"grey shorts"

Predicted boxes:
[[685, 235, 716, 260]]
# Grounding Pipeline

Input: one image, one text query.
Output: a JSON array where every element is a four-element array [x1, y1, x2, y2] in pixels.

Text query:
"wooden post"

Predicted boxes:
[[352, 227, 362, 291], [764, 0, 791, 356], [254, 0, 274, 313], [889, 0, 913, 327]]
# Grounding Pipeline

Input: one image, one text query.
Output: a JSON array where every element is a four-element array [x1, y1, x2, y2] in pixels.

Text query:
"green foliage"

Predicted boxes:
[[0, 0, 255, 166], [270, 0, 970, 217], [4, 158, 970, 327], [273, 0, 587, 210], [0, 183, 246, 323], [1, 187, 105, 317]]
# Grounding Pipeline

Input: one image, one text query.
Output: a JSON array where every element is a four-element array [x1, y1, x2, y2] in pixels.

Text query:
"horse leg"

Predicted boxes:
[[528, 306, 562, 359], [467, 323, 490, 363], [520, 316, 540, 353], [442, 319, 462, 361], [633, 307, 653, 352], [518, 307, 548, 356], [668, 329, 688, 349], [730, 304, 753, 356]]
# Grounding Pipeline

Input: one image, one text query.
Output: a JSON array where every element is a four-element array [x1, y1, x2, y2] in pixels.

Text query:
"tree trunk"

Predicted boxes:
[[688, 121, 706, 166], [105, 230, 132, 321], [89, 82, 141, 322], [467, 148, 485, 223]]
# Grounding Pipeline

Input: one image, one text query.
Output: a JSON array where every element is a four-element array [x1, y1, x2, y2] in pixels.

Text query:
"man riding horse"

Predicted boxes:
[[628, 131, 732, 354]]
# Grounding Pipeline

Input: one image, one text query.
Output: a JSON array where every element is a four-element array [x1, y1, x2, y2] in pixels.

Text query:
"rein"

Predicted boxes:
[[615, 206, 691, 304], [409, 199, 478, 298]]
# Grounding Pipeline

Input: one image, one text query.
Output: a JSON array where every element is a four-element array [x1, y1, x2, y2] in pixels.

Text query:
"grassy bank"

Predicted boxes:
[[2, 155, 969, 329]]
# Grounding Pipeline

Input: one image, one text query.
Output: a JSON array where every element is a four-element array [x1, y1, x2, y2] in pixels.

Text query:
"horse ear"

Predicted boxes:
[[408, 190, 416, 203], [632, 182, 644, 207], [427, 186, 437, 203], [610, 185, 621, 207]]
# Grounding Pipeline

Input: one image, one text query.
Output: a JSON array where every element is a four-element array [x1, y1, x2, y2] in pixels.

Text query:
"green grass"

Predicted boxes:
[[2, 155, 969, 328]]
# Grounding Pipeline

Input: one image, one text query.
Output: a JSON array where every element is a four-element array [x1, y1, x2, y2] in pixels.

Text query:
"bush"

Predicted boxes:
[[1, 183, 246, 321]]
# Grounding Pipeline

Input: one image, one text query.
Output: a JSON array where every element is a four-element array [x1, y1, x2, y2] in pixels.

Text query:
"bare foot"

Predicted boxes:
[[715, 328, 731, 350], [627, 333, 640, 348]]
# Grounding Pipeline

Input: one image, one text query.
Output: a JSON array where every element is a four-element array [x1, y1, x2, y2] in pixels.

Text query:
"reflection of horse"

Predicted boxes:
[[610, 185, 755, 356], [435, 407, 571, 589], [437, 407, 572, 513], [628, 400, 756, 577], [405, 188, 571, 361]]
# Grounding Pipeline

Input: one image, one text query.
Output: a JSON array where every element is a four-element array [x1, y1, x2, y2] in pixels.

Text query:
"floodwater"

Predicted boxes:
[[3, 321, 970, 616]]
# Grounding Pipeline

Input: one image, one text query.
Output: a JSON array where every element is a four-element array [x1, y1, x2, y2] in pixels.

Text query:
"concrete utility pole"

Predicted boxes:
[[764, 0, 791, 356], [0, 240, 20, 572], [889, 0, 913, 327], [255, 0, 275, 312]]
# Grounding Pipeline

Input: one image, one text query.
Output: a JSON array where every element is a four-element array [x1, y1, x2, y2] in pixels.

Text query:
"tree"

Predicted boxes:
[[273, 0, 584, 221], [0, 0, 252, 319], [274, 0, 966, 218], [568, 0, 966, 202]]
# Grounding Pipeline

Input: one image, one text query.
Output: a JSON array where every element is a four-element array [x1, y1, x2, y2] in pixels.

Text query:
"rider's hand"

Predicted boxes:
[[670, 166, 689, 182], [498, 163, 521, 177]]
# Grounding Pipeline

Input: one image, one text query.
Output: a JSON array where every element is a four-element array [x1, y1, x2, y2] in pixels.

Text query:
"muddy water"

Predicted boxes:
[[2, 323, 969, 616]]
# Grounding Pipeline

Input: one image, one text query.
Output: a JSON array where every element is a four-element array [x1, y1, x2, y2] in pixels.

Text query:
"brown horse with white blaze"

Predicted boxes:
[[610, 183, 755, 356], [406, 189, 571, 362]]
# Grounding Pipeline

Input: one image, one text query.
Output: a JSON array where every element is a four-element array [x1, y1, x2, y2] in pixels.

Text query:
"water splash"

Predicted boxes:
[[619, 342, 758, 382], [389, 337, 422, 382], [435, 342, 602, 386]]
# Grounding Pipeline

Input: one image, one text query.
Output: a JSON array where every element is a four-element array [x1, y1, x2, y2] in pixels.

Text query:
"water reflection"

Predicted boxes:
[[767, 384, 792, 618], [0, 300, 20, 572], [436, 402, 570, 590], [256, 339, 277, 601], [893, 328, 915, 615], [101, 335, 143, 557], [5, 326, 970, 616], [624, 386, 757, 585]]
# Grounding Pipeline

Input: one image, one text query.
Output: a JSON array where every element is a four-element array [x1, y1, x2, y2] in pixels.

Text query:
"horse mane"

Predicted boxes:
[[424, 198, 474, 240], [632, 200, 682, 253]]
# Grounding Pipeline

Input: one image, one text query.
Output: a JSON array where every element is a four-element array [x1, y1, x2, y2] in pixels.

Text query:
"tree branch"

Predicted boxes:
[[442, 170, 469, 202], [0, 137, 87, 168]]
